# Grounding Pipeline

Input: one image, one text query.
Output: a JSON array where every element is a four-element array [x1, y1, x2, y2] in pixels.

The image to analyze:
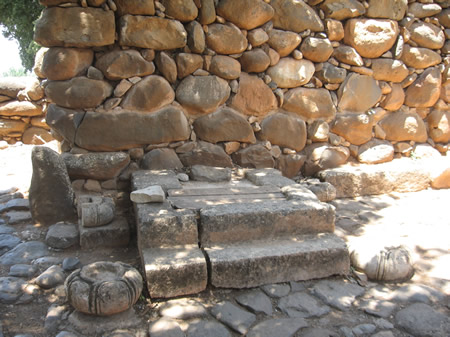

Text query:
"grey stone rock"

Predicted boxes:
[[132, 170, 182, 192], [79, 217, 130, 249], [45, 304, 67, 334], [45, 222, 79, 249], [178, 141, 233, 168], [159, 298, 208, 319], [235, 289, 273, 315], [278, 292, 331, 318], [311, 280, 365, 311], [339, 326, 355, 337], [0, 198, 29, 213], [301, 327, 339, 337], [0, 192, 24, 204], [29, 146, 77, 226], [62, 257, 81, 271], [189, 165, 232, 182], [0, 234, 21, 255], [232, 145, 275, 169], [395, 303, 449, 337], [55, 332, 79, 337], [374, 318, 394, 330], [245, 168, 296, 188], [0, 224, 14, 234], [261, 283, 291, 298], [141, 148, 183, 170], [359, 299, 397, 318], [247, 318, 308, 337], [0, 241, 48, 265], [352, 324, 376, 336], [33, 256, 63, 270], [306, 182, 337, 202], [211, 301, 256, 335], [8, 264, 38, 278], [389, 284, 445, 304], [62, 152, 130, 180], [35, 265, 66, 289], [0, 277, 26, 303], [149, 318, 184, 337], [4, 211, 32, 225], [131, 185, 165, 203], [187, 320, 231, 337]]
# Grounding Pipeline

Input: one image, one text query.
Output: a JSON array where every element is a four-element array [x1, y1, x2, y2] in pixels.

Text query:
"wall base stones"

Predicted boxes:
[[29, 0, 450, 179]]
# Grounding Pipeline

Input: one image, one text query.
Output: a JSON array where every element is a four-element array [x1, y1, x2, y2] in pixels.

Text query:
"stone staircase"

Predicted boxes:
[[132, 169, 350, 298]]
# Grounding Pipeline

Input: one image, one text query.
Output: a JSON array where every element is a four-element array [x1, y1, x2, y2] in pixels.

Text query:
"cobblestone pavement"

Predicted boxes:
[[0, 144, 449, 337]]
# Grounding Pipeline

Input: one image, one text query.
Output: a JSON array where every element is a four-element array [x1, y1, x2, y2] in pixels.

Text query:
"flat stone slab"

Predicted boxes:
[[318, 158, 433, 198], [0, 198, 29, 213], [395, 303, 449, 337], [131, 185, 165, 203], [278, 292, 331, 318], [235, 289, 273, 315], [134, 202, 198, 249], [211, 301, 256, 335], [311, 279, 365, 311], [159, 298, 208, 320], [0, 241, 48, 265], [246, 318, 308, 337], [79, 216, 129, 249], [246, 168, 296, 187], [141, 245, 207, 298], [149, 318, 184, 337], [0, 277, 26, 303], [187, 320, 231, 337], [3, 211, 32, 225], [200, 200, 335, 246], [0, 234, 21, 255], [131, 170, 182, 192], [205, 233, 350, 288], [189, 165, 232, 182]]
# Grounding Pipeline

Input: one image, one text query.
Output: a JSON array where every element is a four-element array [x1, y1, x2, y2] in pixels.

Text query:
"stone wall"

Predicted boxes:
[[32, 0, 450, 181], [0, 77, 53, 145]]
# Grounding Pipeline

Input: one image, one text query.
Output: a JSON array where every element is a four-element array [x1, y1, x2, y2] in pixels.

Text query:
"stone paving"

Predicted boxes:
[[0, 144, 449, 337]]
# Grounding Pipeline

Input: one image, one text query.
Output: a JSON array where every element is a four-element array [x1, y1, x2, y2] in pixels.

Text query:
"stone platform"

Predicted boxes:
[[132, 169, 350, 298]]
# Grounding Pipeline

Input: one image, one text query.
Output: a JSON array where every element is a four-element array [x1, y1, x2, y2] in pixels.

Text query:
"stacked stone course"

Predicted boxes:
[[30, 0, 450, 189]]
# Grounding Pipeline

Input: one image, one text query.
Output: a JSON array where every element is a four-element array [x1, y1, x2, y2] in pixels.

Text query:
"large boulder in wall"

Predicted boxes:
[[283, 87, 336, 122], [95, 50, 155, 80], [338, 73, 382, 113], [404, 67, 442, 108], [34, 7, 115, 47], [216, 0, 274, 30], [379, 112, 427, 142], [331, 113, 375, 145], [40, 48, 94, 81], [74, 106, 191, 151], [29, 147, 77, 226], [270, 0, 324, 33]]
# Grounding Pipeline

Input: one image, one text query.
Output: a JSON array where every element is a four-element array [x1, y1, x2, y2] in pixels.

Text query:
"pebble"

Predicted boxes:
[[235, 289, 273, 315], [62, 257, 81, 271], [8, 264, 38, 278], [35, 265, 66, 289], [261, 283, 291, 298], [211, 301, 256, 335]]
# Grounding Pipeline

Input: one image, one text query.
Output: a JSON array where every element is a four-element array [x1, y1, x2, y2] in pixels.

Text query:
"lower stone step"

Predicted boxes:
[[141, 245, 207, 298], [205, 233, 350, 289], [79, 216, 130, 249]]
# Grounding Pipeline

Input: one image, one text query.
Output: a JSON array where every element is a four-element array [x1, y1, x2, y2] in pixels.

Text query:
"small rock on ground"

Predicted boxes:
[[278, 292, 330, 318], [0, 241, 48, 265], [35, 265, 66, 289]]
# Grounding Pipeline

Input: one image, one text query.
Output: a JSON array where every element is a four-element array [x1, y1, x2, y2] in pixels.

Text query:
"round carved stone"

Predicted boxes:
[[65, 261, 143, 316]]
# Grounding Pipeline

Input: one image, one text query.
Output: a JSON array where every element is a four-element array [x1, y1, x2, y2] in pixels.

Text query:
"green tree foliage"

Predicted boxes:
[[0, 0, 43, 71]]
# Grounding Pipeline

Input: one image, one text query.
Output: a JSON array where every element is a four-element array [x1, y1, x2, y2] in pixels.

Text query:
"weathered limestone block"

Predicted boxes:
[[210, 55, 241, 80], [178, 141, 233, 167], [331, 113, 375, 145], [141, 149, 183, 170], [189, 165, 232, 182], [216, 0, 274, 30], [46, 104, 85, 144], [45, 77, 112, 109], [29, 147, 77, 226], [176, 75, 230, 115], [371, 59, 408, 83], [332, 45, 364, 66], [161, 0, 198, 22], [22, 127, 54, 145], [267, 58, 315, 88], [408, 2, 442, 19], [95, 50, 155, 80], [75, 107, 191, 151], [344, 19, 399, 58], [0, 101, 42, 117], [300, 37, 333, 63], [303, 143, 350, 176], [0, 119, 27, 137], [283, 88, 336, 122], [65, 262, 143, 316], [381, 84, 405, 111], [176, 53, 203, 79], [405, 67, 442, 108], [230, 73, 277, 117], [409, 22, 445, 50], [320, 0, 366, 20], [268, 29, 302, 57], [79, 216, 130, 249], [240, 49, 271, 73], [401, 45, 441, 69], [357, 139, 394, 164], [315, 62, 347, 84], [119, 15, 187, 50], [0, 77, 28, 98], [379, 112, 427, 142], [270, 0, 324, 33], [205, 23, 248, 55], [338, 73, 381, 113], [115, 0, 155, 16], [121, 75, 174, 112], [62, 152, 130, 180], [186, 21, 205, 54], [194, 107, 255, 143], [232, 145, 275, 169], [41, 48, 94, 81], [259, 112, 307, 151], [427, 110, 450, 143], [366, 0, 408, 21], [34, 7, 115, 47]]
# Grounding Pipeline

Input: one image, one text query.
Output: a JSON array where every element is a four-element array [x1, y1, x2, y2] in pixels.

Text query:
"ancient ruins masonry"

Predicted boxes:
[[23, 0, 449, 186]]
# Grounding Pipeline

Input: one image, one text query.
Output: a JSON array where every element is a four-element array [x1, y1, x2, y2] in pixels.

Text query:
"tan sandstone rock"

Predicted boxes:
[[283, 88, 336, 122], [332, 45, 364, 66], [268, 29, 302, 57], [338, 73, 382, 113], [409, 22, 445, 50], [427, 110, 450, 143], [161, 0, 198, 22], [96, 50, 155, 81], [41, 48, 93, 81], [300, 37, 333, 63], [270, 0, 324, 33], [186, 21, 206, 54], [405, 67, 442, 108], [320, 0, 366, 20], [266, 58, 315, 89], [371, 59, 409, 83], [381, 84, 405, 111], [205, 23, 248, 55], [155, 52, 177, 84], [401, 45, 442, 69], [216, 0, 274, 30], [408, 3, 442, 19], [366, 0, 407, 21], [357, 139, 394, 164], [176, 53, 204, 79], [115, 0, 155, 15], [303, 143, 350, 176], [240, 49, 271, 73], [210, 56, 241, 80], [331, 113, 375, 145], [325, 19, 344, 41], [0, 101, 42, 117], [380, 112, 427, 142]]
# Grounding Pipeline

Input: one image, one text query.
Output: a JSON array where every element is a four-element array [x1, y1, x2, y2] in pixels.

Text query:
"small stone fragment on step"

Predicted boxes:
[[131, 185, 166, 203]]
